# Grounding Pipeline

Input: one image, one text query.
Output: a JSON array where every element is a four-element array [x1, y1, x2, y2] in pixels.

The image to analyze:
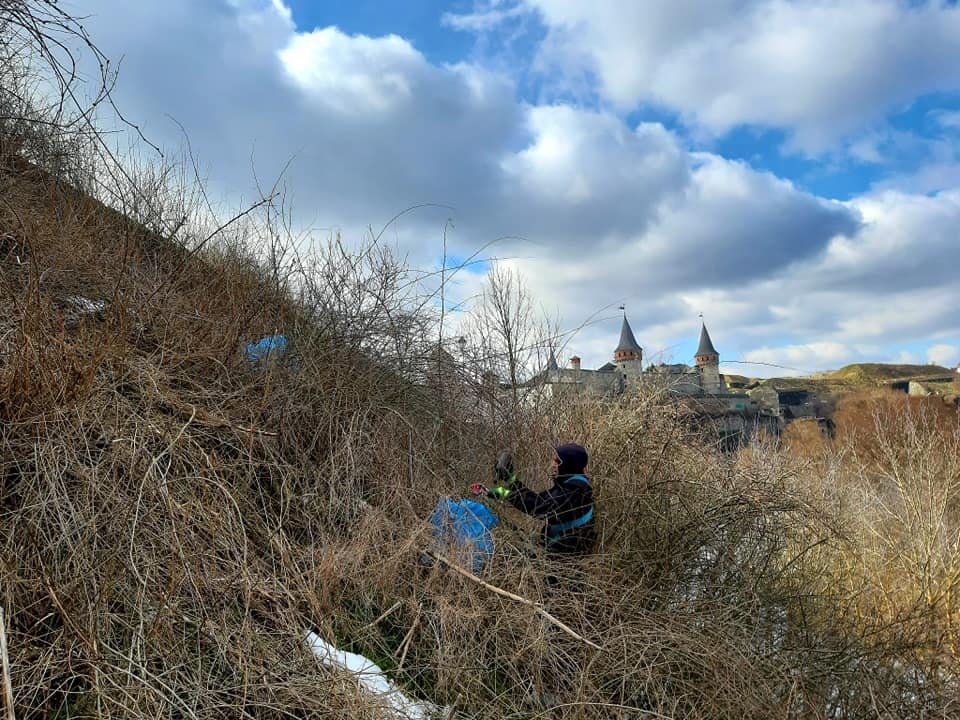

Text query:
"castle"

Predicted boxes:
[[534, 314, 754, 412]]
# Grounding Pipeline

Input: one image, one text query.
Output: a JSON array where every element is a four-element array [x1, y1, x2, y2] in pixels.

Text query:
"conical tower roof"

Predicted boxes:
[[696, 322, 719, 357], [546, 348, 558, 371], [615, 315, 641, 354]]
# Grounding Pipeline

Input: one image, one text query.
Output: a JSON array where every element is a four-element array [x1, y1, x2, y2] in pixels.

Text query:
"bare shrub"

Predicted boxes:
[[0, 3, 958, 719]]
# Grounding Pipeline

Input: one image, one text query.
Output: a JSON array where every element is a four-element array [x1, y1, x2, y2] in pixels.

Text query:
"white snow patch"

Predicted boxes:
[[66, 295, 106, 316], [305, 630, 446, 719]]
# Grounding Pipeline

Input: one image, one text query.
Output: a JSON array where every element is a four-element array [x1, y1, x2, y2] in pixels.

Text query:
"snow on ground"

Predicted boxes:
[[305, 630, 446, 720]]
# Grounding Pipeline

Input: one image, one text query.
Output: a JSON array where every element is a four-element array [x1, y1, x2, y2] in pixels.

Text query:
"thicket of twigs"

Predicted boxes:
[[0, 3, 958, 718]]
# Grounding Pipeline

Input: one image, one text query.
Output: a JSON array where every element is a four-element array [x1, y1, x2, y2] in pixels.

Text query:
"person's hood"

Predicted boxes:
[[555, 443, 588, 477]]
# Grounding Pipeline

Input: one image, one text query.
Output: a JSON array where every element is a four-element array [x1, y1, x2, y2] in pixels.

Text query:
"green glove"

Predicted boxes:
[[489, 485, 511, 500]]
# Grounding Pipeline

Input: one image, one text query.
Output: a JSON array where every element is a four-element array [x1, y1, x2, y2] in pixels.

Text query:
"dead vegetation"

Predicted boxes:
[[0, 3, 958, 718]]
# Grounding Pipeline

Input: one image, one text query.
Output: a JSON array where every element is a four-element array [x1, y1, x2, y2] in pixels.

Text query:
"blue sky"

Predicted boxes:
[[284, 1, 477, 64], [283, 0, 960, 198], [77, 0, 960, 375]]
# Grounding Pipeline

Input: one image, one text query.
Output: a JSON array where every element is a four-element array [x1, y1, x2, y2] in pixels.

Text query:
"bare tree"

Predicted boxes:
[[466, 262, 557, 407]]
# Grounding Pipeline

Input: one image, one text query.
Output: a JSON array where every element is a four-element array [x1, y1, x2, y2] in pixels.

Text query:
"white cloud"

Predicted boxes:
[[895, 350, 920, 365], [504, 151, 857, 347], [74, 0, 960, 381], [84, 0, 851, 260], [82, 0, 524, 242], [637, 155, 856, 288], [847, 127, 960, 193], [280, 29, 422, 113], [442, 1, 527, 31], [497, 107, 689, 242], [512, 0, 960, 153], [934, 110, 960, 131], [816, 190, 960, 294], [530, 182, 960, 374], [234, 0, 295, 52], [743, 342, 861, 376], [878, 163, 960, 195], [928, 344, 959, 368]]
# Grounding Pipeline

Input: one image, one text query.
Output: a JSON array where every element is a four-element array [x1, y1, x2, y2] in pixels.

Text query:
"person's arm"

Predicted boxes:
[[504, 479, 567, 518], [489, 450, 569, 517]]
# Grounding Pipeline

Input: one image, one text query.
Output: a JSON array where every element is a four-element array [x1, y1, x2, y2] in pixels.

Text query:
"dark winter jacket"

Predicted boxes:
[[507, 473, 595, 555]]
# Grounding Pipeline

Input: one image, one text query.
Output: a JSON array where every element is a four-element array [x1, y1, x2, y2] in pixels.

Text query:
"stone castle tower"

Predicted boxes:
[[695, 322, 722, 394], [614, 314, 643, 383], [526, 315, 741, 401]]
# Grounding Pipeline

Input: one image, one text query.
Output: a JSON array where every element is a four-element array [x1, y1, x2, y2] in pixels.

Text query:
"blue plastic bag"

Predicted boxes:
[[245, 334, 288, 364], [429, 498, 499, 572]]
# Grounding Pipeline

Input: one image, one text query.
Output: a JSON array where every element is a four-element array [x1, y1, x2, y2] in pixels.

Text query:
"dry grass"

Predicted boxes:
[[789, 392, 960, 700], [1, 5, 959, 718]]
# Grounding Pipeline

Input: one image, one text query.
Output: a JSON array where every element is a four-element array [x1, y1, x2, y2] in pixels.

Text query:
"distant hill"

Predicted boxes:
[[741, 362, 960, 416], [829, 363, 956, 384], [751, 363, 957, 391]]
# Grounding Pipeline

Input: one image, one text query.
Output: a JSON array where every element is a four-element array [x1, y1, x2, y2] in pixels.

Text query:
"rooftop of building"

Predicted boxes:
[[696, 322, 719, 357], [614, 315, 642, 354]]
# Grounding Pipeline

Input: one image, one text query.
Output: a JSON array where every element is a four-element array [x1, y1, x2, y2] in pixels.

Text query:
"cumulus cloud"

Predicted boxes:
[[928, 344, 959, 368], [75, 0, 959, 378], [497, 108, 689, 244], [743, 342, 866, 376], [860, 124, 960, 194], [606, 189, 960, 376], [83, 0, 522, 245], [879, 163, 960, 196], [82, 0, 853, 260], [934, 110, 960, 131], [501, 152, 858, 355], [498, 0, 960, 153], [808, 190, 960, 294], [637, 155, 857, 288], [279, 29, 424, 113], [516, 183, 960, 375]]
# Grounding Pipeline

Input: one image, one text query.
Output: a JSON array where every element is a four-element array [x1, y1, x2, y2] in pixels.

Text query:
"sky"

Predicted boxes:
[[70, 0, 960, 377]]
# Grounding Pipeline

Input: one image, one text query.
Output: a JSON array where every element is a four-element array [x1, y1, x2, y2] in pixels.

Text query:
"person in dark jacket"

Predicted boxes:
[[480, 444, 596, 555]]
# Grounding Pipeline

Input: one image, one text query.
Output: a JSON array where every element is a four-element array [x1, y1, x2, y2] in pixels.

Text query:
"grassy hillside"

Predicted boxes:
[[1, 5, 958, 719], [831, 362, 955, 384], [744, 363, 959, 414]]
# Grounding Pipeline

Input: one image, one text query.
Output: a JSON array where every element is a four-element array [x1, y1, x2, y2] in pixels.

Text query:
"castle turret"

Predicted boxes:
[[546, 348, 559, 372], [614, 315, 642, 363], [695, 322, 722, 394], [614, 314, 643, 384]]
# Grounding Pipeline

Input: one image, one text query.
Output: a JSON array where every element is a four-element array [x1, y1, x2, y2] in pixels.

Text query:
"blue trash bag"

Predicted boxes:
[[429, 498, 500, 572], [245, 334, 288, 364]]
